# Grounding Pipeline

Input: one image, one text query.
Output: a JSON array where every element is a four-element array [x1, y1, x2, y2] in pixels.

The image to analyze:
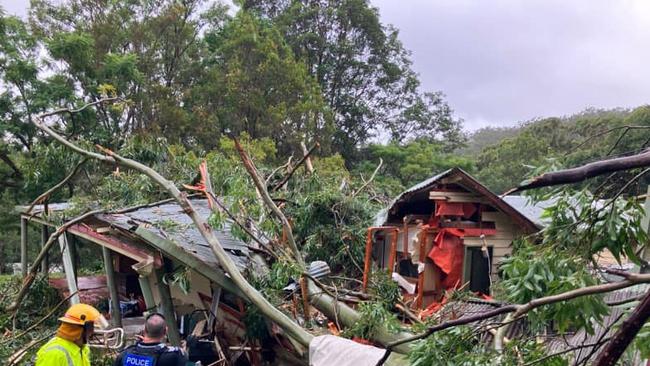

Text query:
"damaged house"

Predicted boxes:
[[363, 168, 541, 311], [17, 198, 301, 365]]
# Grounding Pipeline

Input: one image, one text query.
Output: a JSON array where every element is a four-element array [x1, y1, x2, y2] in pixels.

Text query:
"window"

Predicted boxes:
[[463, 246, 493, 295]]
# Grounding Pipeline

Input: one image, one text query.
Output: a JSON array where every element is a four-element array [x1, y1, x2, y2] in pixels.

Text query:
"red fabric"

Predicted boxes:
[[435, 201, 465, 216], [462, 203, 477, 218], [434, 201, 478, 218], [428, 229, 465, 290]]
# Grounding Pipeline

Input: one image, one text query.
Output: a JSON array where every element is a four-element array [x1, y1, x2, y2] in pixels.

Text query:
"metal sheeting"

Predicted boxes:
[[436, 299, 529, 341], [502, 195, 555, 228], [97, 199, 250, 271]]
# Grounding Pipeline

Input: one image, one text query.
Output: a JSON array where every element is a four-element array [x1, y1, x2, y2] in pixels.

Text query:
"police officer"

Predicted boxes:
[[113, 313, 187, 366]]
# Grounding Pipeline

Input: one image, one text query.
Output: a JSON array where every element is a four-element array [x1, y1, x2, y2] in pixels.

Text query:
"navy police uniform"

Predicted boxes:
[[113, 342, 187, 366]]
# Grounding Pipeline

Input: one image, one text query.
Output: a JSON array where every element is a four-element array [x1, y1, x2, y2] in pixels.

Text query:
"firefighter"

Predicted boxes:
[[112, 313, 187, 366], [35, 303, 108, 366]]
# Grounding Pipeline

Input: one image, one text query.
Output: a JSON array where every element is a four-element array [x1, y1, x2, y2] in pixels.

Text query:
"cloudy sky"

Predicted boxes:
[[3, 1, 650, 130]]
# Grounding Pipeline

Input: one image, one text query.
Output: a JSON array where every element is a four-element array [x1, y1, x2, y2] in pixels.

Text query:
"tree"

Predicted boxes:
[[243, 0, 465, 159], [359, 139, 474, 189], [192, 11, 333, 154], [29, 0, 226, 144]]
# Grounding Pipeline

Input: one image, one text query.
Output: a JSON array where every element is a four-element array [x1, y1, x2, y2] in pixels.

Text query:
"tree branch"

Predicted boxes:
[[567, 125, 650, 156], [272, 142, 319, 192], [352, 158, 382, 197], [25, 158, 88, 214], [38, 97, 121, 119], [233, 138, 304, 265], [0, 148, 23, 179], [30, 107, 314, 347], [2, 291, 78, 345], [504, 148, 650, 195], [593, 289, 650, 366], [387, 272, 650, 349]]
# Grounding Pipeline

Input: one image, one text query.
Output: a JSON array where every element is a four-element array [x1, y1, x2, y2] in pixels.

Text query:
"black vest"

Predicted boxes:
[[122, 343, 167, 366]]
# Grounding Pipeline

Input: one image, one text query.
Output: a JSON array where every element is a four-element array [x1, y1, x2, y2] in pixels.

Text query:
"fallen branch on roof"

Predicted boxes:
[[387, 271, 650, 350], [29, 103, 314, 347], [272, 142, 319, 192], [504, 148, 650, 195]]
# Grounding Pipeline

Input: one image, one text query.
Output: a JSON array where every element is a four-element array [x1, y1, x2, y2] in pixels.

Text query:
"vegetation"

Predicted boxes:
[[1, 0, 650, 365]]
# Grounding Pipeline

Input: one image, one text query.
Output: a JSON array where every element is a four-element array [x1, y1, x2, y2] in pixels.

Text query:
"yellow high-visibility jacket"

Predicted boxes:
[[35, 336, 91, 366]]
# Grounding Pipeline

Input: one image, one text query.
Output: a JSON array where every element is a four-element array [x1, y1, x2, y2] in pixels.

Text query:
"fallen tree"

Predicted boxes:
[[29, 103, 314, 347]]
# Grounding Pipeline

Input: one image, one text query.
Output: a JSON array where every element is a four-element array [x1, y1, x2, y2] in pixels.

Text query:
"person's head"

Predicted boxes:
[[57, 303, 108, 346], [143, 313, 167, 342]]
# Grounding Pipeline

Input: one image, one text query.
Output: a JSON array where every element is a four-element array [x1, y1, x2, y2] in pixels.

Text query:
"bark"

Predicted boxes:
[[300, 142, 314, 175], [592, 289, 650, 366], [505, 148, 650, 195]]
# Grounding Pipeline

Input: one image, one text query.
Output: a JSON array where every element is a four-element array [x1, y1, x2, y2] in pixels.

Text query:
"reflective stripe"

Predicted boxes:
[[44, 345, 74, 366]]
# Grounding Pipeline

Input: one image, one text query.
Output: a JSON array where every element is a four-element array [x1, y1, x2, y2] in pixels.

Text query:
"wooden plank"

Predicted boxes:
[[102, 247, 122, 328], [481, 211, 507, 222], [493, 247, 512, 257], [58, 233, 80, 305]]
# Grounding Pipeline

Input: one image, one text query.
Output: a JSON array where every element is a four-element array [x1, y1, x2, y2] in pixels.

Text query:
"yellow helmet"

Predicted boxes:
[[58, 303, 109, 329]]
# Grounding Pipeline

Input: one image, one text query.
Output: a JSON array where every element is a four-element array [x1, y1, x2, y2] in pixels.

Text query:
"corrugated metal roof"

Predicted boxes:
[[502, 195, 555, 228], [436, 299, 529, 341], [546, 284, 648, 363], [439, 285, 648, 363], [373, 169, 455, 226], [21, 198, 252, 272], [97, 199, 250, 271]]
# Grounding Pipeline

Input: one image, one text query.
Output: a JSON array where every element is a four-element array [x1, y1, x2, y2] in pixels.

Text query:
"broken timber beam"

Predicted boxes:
[[137, 275, 156, 312], [58, 233, 80, 305], [102, 247, 122, 328], [155, 266, 182, 346]]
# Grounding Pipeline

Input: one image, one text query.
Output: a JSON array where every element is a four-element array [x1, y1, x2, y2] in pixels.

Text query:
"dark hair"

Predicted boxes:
[[144, 313, 167, 339]]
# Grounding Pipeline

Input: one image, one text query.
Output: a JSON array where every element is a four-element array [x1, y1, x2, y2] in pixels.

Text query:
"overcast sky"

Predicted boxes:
[[3, 0, 650, 130]]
